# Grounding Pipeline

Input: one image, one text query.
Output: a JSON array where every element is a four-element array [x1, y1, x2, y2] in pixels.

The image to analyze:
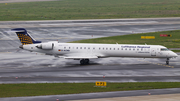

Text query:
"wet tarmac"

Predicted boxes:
[[0, 18, 180, 100], [0, 51, 179, 83], [0, 18, 180, 83]]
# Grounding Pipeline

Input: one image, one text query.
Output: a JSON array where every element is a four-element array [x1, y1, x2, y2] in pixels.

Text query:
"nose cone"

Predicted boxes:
[[175, 53, 178, 57], [19, 45, 23, 49], [171, 52, 178, 57]]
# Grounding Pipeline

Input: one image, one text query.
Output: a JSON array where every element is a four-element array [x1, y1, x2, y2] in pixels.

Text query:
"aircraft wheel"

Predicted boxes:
[[85, 59, 89, 64], [166, 58, 169, 65], [80, 59, 89, 65], [80, 59, 85, 65], [166, 61, 169, 65]]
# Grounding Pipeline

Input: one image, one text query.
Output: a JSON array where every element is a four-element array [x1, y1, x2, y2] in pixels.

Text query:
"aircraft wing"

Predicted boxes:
[[64, 55, 98, 59]]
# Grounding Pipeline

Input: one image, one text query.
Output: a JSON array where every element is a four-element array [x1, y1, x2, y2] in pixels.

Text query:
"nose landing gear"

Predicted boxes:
[[80, 59, 89, 65], [166, 58, 169, 65]]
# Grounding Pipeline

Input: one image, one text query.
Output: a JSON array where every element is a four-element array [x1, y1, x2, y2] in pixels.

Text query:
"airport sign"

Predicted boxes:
[[160, 34, 172, 37], [141, 36, 155, 39], [95, 81, 107, 87]]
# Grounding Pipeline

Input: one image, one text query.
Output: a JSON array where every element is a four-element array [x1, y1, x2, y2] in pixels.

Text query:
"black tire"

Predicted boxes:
[[85, 59, 89, 64], [166, 61, 169, 65], [80, 59, 85, 65]]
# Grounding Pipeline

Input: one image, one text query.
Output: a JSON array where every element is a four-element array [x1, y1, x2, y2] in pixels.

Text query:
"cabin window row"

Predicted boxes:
[[64, 47, 149, 51]]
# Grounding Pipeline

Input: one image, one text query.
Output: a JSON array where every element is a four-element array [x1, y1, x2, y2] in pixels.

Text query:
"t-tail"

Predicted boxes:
[[12, 28, 41, 45]]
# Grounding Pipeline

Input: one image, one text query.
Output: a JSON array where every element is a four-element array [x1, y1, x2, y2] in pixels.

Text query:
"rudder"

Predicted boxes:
[[12, 28, 41, 45]]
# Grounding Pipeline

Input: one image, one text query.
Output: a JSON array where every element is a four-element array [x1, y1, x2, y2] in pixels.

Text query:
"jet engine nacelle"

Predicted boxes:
[[36, 42, 54, 50]]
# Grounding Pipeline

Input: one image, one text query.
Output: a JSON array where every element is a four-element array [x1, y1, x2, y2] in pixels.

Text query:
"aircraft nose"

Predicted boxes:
[[172, 52, 178, 57], [175, 53, 178, 57]]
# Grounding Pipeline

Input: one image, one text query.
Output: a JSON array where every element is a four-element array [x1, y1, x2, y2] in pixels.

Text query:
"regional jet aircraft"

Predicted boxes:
[[12, 28, 178, 65]]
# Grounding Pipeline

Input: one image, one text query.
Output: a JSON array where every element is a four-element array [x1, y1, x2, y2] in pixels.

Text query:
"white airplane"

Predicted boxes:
[[12, 28, 178, 65]]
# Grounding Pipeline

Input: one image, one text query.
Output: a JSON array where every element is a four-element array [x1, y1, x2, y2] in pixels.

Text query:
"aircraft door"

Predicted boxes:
[[151, 48, 156, 56]]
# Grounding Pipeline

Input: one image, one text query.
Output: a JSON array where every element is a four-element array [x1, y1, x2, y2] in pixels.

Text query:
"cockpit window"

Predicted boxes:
[[161, 48, 169, 51]]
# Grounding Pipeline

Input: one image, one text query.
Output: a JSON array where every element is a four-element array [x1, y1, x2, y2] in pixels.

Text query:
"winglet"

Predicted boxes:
[[12, 28, 41, 45]]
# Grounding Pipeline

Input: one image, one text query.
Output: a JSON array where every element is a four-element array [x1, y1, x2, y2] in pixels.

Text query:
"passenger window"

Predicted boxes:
[[69, 47, 70, 49], [84, 47, 86, 49], [110, 48, 111, 50], [80, 47, 82, 49], [114, 48, 115, 50], [76, 47, 78, 49]]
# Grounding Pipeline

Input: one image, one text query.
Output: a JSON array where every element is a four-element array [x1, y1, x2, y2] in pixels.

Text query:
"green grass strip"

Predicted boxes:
[[0, 82, 180, 98], [1, 0, 180, 21], [70, 30, 180, 48], [171, 50, 180, 52]]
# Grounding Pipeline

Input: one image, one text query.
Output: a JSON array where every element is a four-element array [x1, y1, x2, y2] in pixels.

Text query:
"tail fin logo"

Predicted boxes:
[[17, 33, 33, 45], [12, 28, 41, 45]]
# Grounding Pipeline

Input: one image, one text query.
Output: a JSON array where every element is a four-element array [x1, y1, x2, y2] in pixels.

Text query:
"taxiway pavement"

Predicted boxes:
[[0, 18, 180, 83], [0, 18, 180, 100], [0, 53, 180, 83]]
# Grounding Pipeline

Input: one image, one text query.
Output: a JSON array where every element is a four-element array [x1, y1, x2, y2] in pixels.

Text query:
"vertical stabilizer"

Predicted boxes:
[[12, 28, 41, 45]]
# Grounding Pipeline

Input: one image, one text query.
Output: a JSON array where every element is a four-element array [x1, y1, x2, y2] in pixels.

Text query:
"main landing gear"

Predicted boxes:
[[80, 59, 89, 65], [166, 58, 169, 65]]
